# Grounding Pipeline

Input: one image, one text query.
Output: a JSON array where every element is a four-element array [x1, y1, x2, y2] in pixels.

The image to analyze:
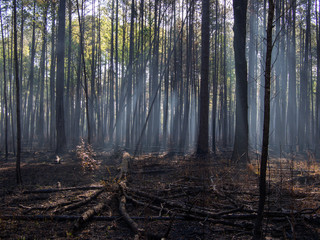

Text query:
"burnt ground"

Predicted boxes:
[[0, 148, 320, 239]]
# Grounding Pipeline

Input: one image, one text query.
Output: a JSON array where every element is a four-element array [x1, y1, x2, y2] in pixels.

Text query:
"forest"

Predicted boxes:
[[0, 0, 320, 239]]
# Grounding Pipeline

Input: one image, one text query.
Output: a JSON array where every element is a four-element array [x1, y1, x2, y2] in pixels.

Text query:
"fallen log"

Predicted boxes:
[[73, 201, 106, 232], [119, 195, 141, 234], [23, 185, 104, 194]]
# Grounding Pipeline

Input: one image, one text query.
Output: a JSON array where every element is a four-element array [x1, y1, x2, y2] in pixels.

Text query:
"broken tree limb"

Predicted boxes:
[[126, 187, 244, 219], [58, 188, 105, 213], [72, 201, 107, 232], [0, 214, 184, 221], [119, 195, 141, 234], [22, 199, 78, 214], [23, 185, 104, 194]]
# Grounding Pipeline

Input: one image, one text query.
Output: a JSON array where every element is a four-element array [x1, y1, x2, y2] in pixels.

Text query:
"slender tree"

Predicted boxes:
[[13, 0, 22, 184], [37, 4, 48, 145], [49, 1, 56, 147], [253, 0, 274, 238], [0, 4, 8, 159], [24, 3, 36, 146], [126, 0, 135, 148]]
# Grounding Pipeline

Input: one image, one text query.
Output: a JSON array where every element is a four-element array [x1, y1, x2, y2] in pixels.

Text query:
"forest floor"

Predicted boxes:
[[1, 148, 320, 239]]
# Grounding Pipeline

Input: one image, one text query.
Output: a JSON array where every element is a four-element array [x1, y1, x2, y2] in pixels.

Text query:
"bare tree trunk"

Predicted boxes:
[[232, 0, 248, 163], [196, 0, 210, 155], [212, 0, 219, 154], [90, 0, 96, 143], [109, 0, 115, 144], [13, 0, 22, 185], [65, 0, 73, 144], [56, 0, 67, 153], [49, 1, 56, 148], [126, 0, 135, 149], [76, 0, 91, 145], [38, 5, 48, 146], [287, 0, 297, 148], [298, 0, 311, 151], [316, 0, 320, 156], [25, 3, 36, 146], [253, 0, 274, 238], [0, 4, 8, 159]]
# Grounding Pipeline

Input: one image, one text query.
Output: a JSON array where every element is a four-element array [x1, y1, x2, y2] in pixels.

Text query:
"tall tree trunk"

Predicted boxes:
[[222, 0, 228, 148], [232, 0, 248, 163], [109, 0, 115, 143], [298, 0, 310, 151], [49, 1, 56, 147], [14, 0, 22, 185], [316, 0, 320, 156], [90, 0, 96, 143], [38, 5, 48, 146], [24, 3, 36, 146], [249, 0, 258, 149], [65, 0, 72, 144], [56, 0, 67, 153], [253, 0, 274, 238], [126, 0, 135, 149], [0, 4, 8, 159], [288, 0, 297, 148], [212, 0, 219, 154], [196, 0, 210, 155], [76, 0, 91, 145]]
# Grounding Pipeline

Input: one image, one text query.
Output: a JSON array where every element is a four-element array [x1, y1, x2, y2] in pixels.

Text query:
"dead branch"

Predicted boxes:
[[23, 185, 103, 194], [119, 194, 141, 234], [73, 201, 107, 232], [22, 199, 78, 214], [58, 188, 105, 213], [0, 214, 184, 221], [127, 187, 244, 219]]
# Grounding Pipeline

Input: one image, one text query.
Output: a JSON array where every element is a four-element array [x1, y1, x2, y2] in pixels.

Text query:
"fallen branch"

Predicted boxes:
[[58, 188, 105, 213], [0, 214, 187, 221], [21, 199, 78, 214], [127, 187, 244, 219], [119, 195, 141, 234], [73, 201, 107, 232], [23, 185, 103, 194]]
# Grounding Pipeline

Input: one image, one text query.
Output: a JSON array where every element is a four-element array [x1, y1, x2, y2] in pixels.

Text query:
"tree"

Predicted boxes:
[[231, 0, 248, 163], [56, 0, 67, 153], [37, 3, 48, 146], [13, 0, 22, 184], [24, 2, 36, 146], [253, 0, 274, 238], [126, 0, 135, 148], [0, 3, 8, 159], [287, 0, 297, 148], [316, 0, 320, 156], [196, 0, 210, 155]]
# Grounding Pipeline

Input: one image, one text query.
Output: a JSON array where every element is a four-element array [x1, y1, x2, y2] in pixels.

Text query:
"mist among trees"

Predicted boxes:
[[0, 0, 319, 157]]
